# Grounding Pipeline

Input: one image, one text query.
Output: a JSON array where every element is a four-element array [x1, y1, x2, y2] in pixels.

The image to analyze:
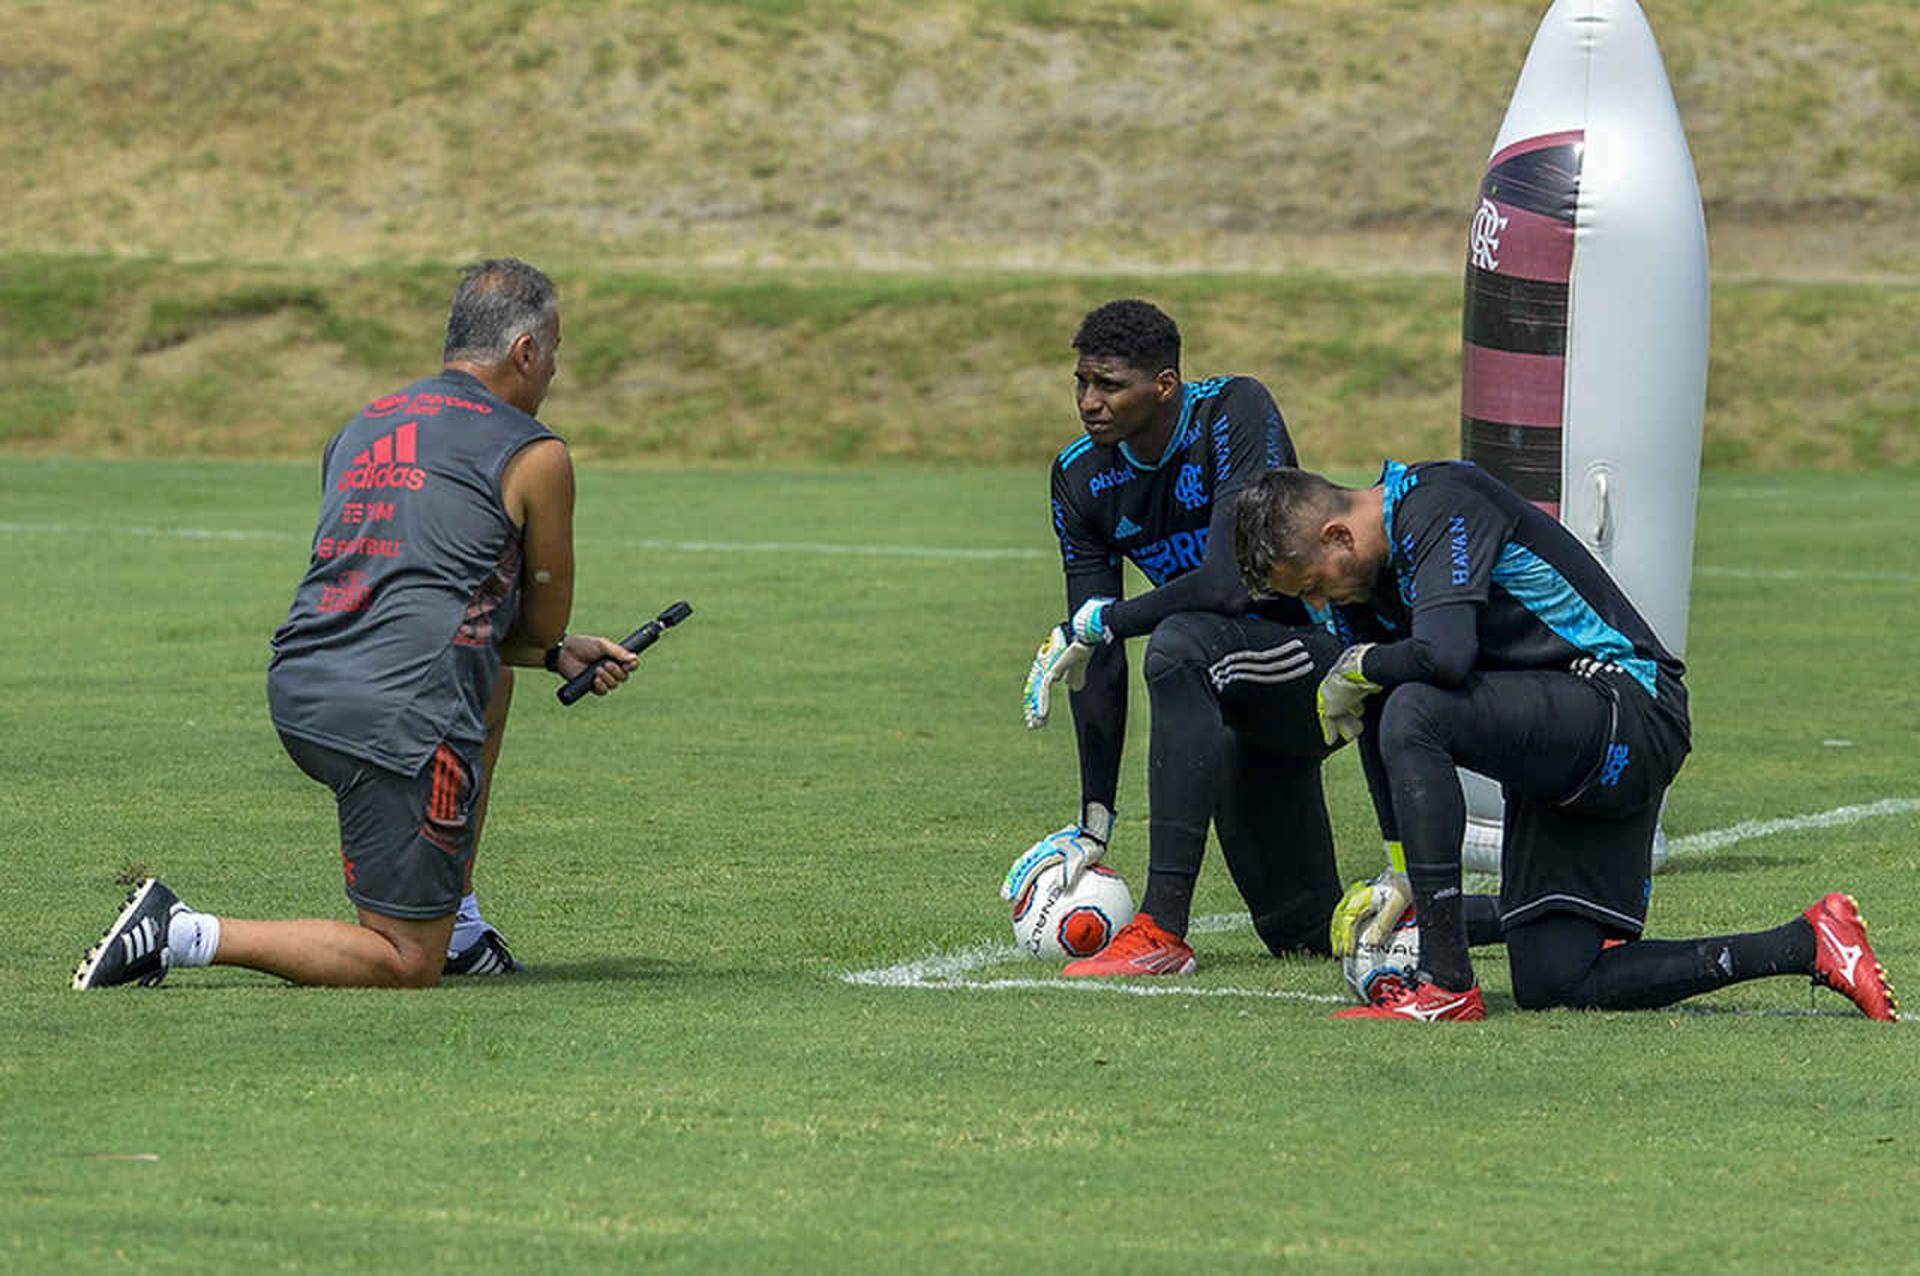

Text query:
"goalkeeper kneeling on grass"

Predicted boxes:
[[1231, 462, 1898, 1022], [1014, 298, 1444, 976]]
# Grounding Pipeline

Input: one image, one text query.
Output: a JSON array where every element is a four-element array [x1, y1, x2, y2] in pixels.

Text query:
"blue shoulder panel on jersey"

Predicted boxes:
[[1057, 435, 1097, 468], [1491, 542, 1659, 697], [1378, 459, 1417, 537], [1378, 460, 1420, 604]]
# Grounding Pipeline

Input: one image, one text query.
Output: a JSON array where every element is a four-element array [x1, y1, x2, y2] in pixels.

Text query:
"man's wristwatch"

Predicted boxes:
[[543, 635, 567, 673]]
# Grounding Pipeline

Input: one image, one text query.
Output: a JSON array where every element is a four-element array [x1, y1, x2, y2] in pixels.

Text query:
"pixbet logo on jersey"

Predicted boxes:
[[338, 422, 427, 492]]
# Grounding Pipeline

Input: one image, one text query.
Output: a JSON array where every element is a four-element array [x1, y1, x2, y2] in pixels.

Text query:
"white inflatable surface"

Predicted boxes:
[[1458, 0, 1708, 875]]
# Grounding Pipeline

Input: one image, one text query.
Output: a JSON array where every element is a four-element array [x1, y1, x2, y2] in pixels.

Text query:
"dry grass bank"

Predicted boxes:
[[2, 1, 1913, 277]]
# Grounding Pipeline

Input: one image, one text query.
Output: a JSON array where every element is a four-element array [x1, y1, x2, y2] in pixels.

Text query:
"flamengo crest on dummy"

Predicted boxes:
[[1456, 0, 1707, 877]]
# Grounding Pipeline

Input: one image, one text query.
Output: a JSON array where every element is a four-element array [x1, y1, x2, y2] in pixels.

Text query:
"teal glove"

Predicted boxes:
[[1000, 803, 1115, 900], [1317, 643, 1380, 745], [1068, 597, 1114, 646]]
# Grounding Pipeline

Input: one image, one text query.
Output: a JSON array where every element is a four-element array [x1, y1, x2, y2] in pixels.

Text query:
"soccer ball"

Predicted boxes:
[[1011, 863, 1133, 959], [1343, 909, 1421, 1004]]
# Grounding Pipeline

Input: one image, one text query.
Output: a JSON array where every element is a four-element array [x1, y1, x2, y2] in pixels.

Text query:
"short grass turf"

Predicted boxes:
[[1, 459, 1916, 1273]]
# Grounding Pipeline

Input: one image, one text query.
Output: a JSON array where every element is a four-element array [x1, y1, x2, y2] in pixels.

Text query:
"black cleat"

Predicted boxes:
[[73, 878, 178, 989], [443, 929, 524, 976]]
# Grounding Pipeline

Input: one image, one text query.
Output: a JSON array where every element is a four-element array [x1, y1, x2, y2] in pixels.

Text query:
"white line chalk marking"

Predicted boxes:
[[1663, 798, 1920, 858], [844, 798, 1920, 1001]]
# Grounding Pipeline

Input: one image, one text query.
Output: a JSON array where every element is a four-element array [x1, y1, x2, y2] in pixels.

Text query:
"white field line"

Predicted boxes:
[[605, 537, 1045, 561], [1694, 565, 1920, 586], [5, 520, 1920, 581], [0, 521, 298, 544], [843, 797, 1920, 1001], [1665, 797, 1920, 857]]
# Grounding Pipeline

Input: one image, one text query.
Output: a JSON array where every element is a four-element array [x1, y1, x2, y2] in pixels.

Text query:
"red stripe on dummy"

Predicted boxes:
[[1463, 346, 1566, 429]]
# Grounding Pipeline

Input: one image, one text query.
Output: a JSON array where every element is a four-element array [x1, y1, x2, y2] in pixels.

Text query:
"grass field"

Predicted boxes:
[[2, 458, 1916, 1272]]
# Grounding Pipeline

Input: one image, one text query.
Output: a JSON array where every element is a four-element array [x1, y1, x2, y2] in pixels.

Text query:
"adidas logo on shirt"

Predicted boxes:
[[1114, 515, 1144, 540], [338, 421, 427, 492]]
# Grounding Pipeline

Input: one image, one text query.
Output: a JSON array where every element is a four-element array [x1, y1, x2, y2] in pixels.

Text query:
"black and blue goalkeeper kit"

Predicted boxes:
[[1334, 460, 1816, 1011], [1044, 377, 1342, 951]]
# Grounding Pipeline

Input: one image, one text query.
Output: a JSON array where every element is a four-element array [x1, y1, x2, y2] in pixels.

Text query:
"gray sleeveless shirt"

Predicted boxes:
[[268, 369, 555, 775]]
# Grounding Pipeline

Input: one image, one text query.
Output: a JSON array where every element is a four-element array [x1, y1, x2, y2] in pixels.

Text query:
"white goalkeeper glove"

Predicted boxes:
[[1316, 643, 1381, 746], [999, 802, 1115, 900], [1023, 597, 1115, 729], [1023, 629, 1089, 728], [1329, 840, 1412, 958]]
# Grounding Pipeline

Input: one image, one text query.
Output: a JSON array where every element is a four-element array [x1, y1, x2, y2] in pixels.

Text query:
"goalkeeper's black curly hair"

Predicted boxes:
[[1072, 299, 1181, 375]]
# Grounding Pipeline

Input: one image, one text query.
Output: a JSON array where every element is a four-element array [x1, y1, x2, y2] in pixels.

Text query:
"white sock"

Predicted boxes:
[[449, 892, 487, 953], [166, 908, 222, 968]]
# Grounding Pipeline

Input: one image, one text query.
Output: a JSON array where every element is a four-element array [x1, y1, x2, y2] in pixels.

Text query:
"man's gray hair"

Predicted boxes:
[[443, 258, 558, 363], [1232, 468, 1350, 598]]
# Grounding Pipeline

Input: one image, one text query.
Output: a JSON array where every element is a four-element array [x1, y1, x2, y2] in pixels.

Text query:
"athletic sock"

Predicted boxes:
[[1533, 918, 1820, 1011], [1408, 873, 1476, 991], [165, 908, 222, 968], [1140, 869, 1196, 938], [1715, 916, 1817, 980], [449, 892, 488, 953]]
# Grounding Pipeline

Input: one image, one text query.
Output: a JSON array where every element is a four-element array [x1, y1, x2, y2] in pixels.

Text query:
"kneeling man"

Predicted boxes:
[[1233, 461, 1898, 1022]]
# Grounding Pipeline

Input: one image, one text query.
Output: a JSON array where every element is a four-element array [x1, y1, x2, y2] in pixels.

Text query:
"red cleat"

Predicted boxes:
[[1805, 893, 1900, 1022], [1061, 912, 1196, 977], [1335, 980, 1486, 1022]]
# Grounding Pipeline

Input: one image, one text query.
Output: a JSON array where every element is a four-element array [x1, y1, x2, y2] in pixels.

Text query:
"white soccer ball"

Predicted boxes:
[[1343, 909, 1421, 1004], [1011, 863, 1133, 959]]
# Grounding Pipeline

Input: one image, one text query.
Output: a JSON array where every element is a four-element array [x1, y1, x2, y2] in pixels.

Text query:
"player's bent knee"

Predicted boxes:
[[398, 963, 445, 990], [1509, 968, 1574, 1010], [375, 943, 445, 989], [1142, 614, 1214, 684], [1376, 684, 1454, 762], [356, 911, 453, 988], [1251, 891, 1339, 959], [1507, 950, 1603, 1010], [1505, 914, 1609, 1010]]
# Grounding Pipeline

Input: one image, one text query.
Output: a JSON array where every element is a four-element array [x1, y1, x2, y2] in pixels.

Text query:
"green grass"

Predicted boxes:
[[1, 459, 1916, 1273], [3, 255, 1917, 470]]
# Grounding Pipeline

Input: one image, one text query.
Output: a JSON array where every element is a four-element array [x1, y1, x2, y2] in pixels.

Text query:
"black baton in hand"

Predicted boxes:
[[556, 601, 693, 705]]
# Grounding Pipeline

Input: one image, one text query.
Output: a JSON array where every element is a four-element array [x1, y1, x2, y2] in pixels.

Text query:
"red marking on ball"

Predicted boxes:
[[1057, 906, 1115, 957]]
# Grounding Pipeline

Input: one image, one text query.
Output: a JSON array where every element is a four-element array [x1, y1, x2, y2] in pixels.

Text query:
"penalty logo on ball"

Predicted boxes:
[[1011, 864, 1133, 959], [1343, 908, 1421, 1005]]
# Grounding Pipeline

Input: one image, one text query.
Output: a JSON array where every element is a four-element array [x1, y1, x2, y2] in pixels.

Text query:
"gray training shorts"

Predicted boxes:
[[277, 731, 480, 920]]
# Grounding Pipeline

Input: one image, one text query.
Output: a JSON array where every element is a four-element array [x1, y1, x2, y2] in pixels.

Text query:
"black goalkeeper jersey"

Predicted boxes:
[[1049, 376, 1305, 636], [1364, 460, 1687, 706]]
